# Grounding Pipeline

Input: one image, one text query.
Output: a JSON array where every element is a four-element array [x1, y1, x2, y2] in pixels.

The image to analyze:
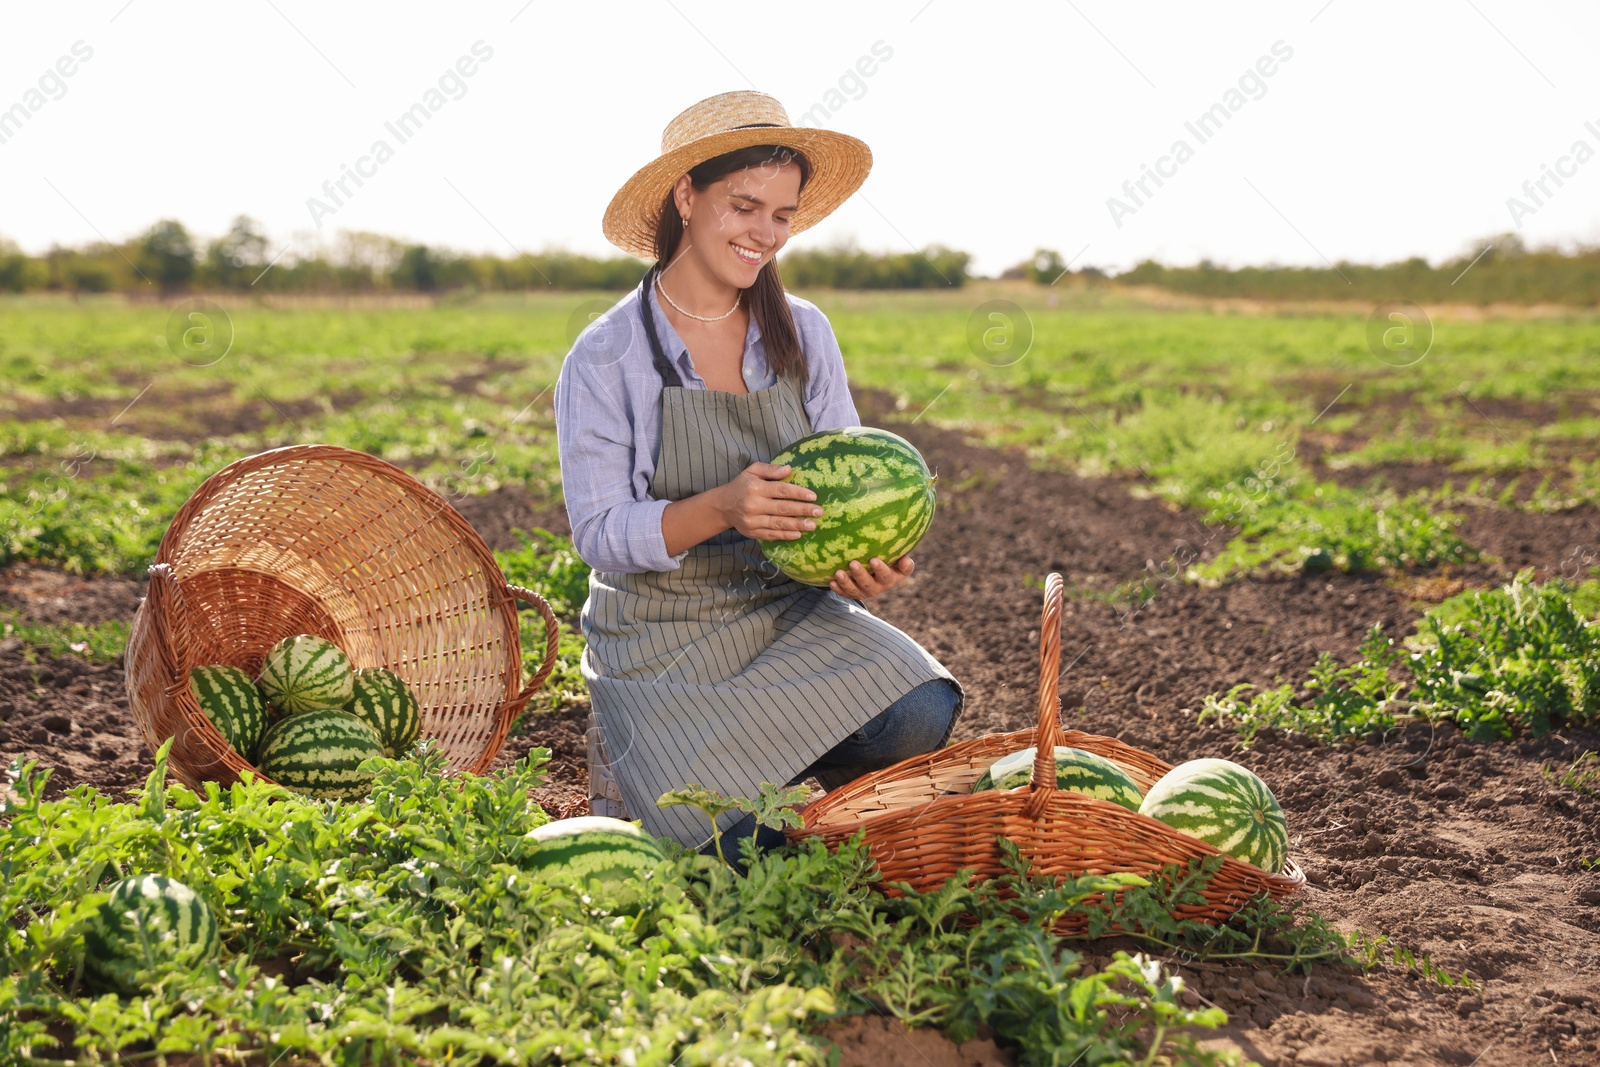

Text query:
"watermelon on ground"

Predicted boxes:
[[346, 667, 421, 758], [257, 634, 354, 716], [756, 426, 936, 587], [83, 875, 219, 995], [189, 664, 268, 762], [1138, 757, 1289, 873], [971, 746, 1144, 811], [257, 708, 384, 800], [527, 816, 666, 897]]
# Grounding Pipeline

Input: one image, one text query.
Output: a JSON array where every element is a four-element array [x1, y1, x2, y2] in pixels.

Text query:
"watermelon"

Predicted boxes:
[[971, 746, 1144, 811], [527, 816, 666, 896], [83, 875, 219, 995], [1138, 758, 1289, 873], [756, 426, 936, 587], [257, 708, 384, 800], [257, 634, 353, 715], [189, 665, 268, 761], [346, 667, 421, 758]]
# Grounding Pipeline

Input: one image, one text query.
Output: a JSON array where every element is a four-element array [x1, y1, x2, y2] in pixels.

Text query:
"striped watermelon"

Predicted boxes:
[[189, 665, 268, 761], [257, 708, 383, 800], [83, 875, 219, 994], [756, 426, 936, 588], [527, 816, 666, 895], [972, 746, 1144, 811], [1138, 758, 1289, 874], [346, 667, 421, 758], [257, 634, 353, 716]]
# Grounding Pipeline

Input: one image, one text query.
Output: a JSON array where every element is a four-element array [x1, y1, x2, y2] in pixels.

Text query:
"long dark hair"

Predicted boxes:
[[653, 144, 813, 385]]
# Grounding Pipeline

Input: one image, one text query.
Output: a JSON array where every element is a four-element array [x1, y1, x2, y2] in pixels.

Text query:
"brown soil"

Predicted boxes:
[[819, 1015, 1016, 1066], [6, 379, 374, 444], [1299, 433, 1598, 510], [452, 483, 572, 547], [1, 562, 145, 626], [0, 640, 149, 795], [3, 388, 1598, 1066]]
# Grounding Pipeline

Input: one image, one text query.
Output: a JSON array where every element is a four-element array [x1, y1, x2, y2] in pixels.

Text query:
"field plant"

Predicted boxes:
[[1346, 933, 1478, 990], [1199, 626, 1406, 744], [0, 612, 129, 663], [1201, 572, 1600, 742], [0, 422, 234, 575], [1188, 486, 1477, 585], [2, 741, 1368, 1067], [1408, 573, 1600, 738], [1543, 751, 1600, 795]]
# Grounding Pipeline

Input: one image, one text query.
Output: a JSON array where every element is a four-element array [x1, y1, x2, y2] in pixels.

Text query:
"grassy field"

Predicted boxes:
[[6, 285, 1598, 719], [6, 284, 1600, 575], [5, 286, 1600, 1065]]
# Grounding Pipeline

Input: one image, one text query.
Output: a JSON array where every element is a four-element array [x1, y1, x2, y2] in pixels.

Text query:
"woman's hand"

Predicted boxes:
[[718, 461, 824, 541], [830, 556, 914, 600]]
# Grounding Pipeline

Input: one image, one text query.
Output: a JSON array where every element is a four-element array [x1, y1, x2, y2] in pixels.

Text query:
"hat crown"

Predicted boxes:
[[661, 90, 792, 154]]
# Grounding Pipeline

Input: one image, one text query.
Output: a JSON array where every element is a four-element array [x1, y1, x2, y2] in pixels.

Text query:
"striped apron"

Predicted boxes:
[[579, 274, 963, 849]]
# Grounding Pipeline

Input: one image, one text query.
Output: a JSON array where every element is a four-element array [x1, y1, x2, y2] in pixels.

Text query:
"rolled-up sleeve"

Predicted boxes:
[[793, 298, 860, 431], [555, 351, 688, 575]]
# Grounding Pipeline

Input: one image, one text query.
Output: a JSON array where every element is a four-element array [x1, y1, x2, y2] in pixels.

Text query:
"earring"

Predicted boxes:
[[681, 217, 689, 228]]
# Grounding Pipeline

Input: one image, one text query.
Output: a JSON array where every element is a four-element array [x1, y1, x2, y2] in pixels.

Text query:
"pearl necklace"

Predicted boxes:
[[655, 271, 742, 322]]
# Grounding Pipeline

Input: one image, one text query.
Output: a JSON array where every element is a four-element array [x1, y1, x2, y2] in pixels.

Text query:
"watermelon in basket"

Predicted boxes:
[[785, 572, 1305, 934], [124, 444, 561, 792]]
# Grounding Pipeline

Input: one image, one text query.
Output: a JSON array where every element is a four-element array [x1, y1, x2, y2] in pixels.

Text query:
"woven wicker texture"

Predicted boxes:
[[787, 572, 1304, 932], [125, 444, 560, 790]]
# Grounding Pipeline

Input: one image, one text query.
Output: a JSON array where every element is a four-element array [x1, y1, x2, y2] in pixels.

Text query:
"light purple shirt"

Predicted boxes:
[[554, 284, 860, 574]]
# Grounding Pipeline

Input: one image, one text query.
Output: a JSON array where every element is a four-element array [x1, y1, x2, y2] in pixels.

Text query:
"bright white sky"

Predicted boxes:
[[3, 0, 1597, 277]]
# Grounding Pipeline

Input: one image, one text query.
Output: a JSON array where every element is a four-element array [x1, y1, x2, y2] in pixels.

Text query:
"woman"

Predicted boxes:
[[554, 90, 964, 864]]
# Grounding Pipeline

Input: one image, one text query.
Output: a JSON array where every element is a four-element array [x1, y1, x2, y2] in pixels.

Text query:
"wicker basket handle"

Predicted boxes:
[[146, 562, 197, 673], [506, 584, 562, 704], [1025, 572, 1066, 816]]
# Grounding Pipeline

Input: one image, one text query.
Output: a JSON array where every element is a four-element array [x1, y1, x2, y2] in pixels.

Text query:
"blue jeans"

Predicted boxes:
[[703, 678, 962, 868]]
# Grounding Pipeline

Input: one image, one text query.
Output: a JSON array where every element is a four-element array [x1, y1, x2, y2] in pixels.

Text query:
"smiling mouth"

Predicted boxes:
[[730, 242, 765, 264]]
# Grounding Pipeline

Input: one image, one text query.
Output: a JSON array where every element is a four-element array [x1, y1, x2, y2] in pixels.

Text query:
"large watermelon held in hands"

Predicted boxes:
[[972, 746, 1144, 811], [257, 708, 384, 800], [1138, 758, 1289, 874], [257, 634, 354, 716], [189, 665, 268, 762], [83, 875, 219, 995], [756, 426, 936, 587], [527, 816, 667, 897], [346, 667, 421, 758]]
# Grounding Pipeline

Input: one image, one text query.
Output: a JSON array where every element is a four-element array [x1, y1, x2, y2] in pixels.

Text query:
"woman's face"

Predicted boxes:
[[675, 160, 803, 290]]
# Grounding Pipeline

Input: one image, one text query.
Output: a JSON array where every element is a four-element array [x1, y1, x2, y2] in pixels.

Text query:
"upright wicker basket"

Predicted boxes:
[[787, 572, 1304, 932], [124, 444, 560, 790]]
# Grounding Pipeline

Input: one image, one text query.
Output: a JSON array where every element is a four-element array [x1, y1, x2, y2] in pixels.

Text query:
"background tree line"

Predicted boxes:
[[1104, 234, 1600, 307], [2, 218, 1595, 303], [0, 218, 971, 295]]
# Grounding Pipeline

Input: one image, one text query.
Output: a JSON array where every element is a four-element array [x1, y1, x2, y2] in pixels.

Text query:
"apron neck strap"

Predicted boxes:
[[637, 264, 684, 389]]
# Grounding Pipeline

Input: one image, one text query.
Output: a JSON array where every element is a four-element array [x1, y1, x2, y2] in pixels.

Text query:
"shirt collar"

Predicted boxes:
[[646, 282, 763, 375]]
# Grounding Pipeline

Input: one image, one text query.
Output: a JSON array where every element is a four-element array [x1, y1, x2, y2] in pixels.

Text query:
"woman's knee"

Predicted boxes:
[[874, 678, 961, 757], [807, 678, 962, 789], [901, 678, 960, 745]]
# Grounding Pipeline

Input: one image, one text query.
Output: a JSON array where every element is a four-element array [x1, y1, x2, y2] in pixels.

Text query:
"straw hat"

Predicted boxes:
[[602, 90, 872, 261]]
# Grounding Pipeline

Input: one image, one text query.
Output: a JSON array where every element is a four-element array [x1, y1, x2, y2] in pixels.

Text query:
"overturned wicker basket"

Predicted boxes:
[[787, 572, 1304, 932], [125, 444, 560, 790]]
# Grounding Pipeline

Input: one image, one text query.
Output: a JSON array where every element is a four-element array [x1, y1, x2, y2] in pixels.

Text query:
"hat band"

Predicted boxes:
[[733, 122, 782, 129]]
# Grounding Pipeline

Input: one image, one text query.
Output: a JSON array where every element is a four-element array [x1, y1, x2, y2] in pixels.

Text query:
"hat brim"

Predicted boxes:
[[603, 127, 872, 261]]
